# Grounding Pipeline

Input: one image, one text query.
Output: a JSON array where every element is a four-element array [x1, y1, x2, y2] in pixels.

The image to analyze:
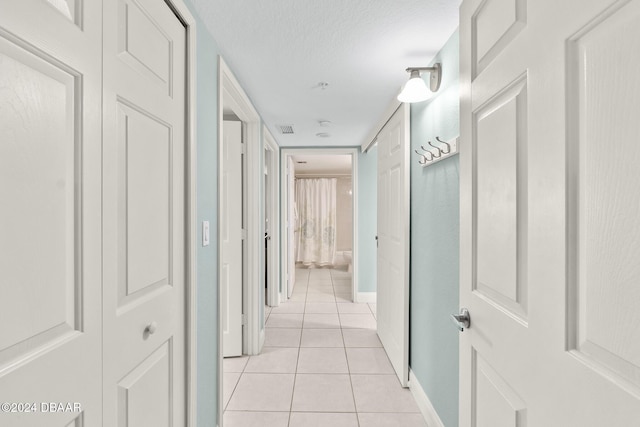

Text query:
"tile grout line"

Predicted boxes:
[[223, 353, 249, 415], [287, 268, 309, 427], [333, 268, 361, 427]]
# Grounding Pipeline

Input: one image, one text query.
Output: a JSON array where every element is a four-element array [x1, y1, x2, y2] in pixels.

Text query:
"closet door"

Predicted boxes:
[[0, 0, 103, 425], [376, 103, 410, 387], [102, 0, 187, 425]]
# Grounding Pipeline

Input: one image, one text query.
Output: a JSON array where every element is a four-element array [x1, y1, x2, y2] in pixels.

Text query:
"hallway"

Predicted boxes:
[[223, 267, 426, 427]]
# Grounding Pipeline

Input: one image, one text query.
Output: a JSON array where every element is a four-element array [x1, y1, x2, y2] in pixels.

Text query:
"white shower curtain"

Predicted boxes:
[[295, 178, 337, 267]]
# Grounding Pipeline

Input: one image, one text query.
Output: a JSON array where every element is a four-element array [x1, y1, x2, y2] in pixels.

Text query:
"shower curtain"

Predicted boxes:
[[295, 178, 337, 267]]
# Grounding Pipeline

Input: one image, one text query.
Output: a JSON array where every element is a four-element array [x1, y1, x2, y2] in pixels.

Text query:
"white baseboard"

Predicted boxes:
[[356, 292, 376, 303], [409, 369, 446, 427]]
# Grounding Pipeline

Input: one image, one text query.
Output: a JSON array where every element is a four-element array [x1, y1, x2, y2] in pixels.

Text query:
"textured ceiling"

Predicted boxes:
[[191, 0, 459, 147]]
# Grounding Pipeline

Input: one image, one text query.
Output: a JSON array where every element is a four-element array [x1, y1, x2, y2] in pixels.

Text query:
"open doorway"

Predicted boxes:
[[281, 148, 359, 303], [218, 58, 264, 427], [263, 127, 280, 308]]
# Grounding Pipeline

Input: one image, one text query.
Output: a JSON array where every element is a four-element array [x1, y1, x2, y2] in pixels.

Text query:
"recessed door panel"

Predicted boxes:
[[118, 341, 172, 427], [389, 165, 402, 242], [474, 76, 528, 322], [118, 0, 172, 94], [0, 36, 80, 360], [117, 101, 172, 304], [45, 0, 82, 26], [65, 414, 84, 427], [473, 0, 526, 76], [474, 351, 526, 427], [569, 0, 640, 392]]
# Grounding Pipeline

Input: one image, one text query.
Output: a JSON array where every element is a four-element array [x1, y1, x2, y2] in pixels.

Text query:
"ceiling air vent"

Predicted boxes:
[[278, 124, 295, 135]]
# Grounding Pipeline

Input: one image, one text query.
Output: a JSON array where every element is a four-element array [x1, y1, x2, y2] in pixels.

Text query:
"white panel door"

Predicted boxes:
[[287, 157, 297, 298], [0, 0, 102, 425], [460, 0, 640, 425], [377, 104, 410, 387], [222, 120, 243, 357], [102, 0, 187, 425]]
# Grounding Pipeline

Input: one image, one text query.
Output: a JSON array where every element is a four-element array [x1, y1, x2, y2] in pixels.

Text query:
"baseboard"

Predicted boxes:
[[409, 369, 446, 427], [356, 292, 376, 303]]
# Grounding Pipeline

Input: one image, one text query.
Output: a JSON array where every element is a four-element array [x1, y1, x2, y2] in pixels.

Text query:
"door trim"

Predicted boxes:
[[264, 126, 281, 307], [157, 1, 197, 425], [280, 147, 359, 303], [217, 56, 262, 427]]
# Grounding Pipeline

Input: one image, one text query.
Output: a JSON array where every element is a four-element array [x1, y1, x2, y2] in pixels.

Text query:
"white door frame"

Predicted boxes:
[[264, 127, 281, 307], [280, 148, 359, 302], [217, 57, 263, 426], [143, 1, 198, 425]]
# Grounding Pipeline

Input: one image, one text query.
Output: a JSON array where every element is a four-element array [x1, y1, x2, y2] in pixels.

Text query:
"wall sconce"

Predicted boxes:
[[397, 63, 442, 103]]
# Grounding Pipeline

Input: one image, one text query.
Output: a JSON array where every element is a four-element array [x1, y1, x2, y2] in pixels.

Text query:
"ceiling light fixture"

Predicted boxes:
[[397, 63, 442, 103]]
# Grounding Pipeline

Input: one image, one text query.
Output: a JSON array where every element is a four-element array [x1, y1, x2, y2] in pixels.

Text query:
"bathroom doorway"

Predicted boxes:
[[280, 148, 359, 303]]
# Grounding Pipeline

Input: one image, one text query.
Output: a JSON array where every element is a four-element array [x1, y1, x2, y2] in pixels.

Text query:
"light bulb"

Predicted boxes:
[[397, 70, 433, 103]]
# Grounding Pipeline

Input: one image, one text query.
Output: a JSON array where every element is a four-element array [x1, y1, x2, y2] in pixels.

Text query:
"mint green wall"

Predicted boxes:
[[410, 30, 460, 427], [183, 2, 220, 426], [358, 145, 377, 293]]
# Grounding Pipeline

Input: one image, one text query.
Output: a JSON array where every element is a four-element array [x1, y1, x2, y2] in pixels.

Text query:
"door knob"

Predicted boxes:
[[144, 321, 158, 335], [451, 308, 470, 331]]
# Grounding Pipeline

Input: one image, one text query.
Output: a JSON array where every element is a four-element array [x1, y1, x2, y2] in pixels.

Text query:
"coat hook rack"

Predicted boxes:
[[414, 149, 434, 165], [435, 137, 452, 154], [415, 136, 458, 167], [422, 144, 441, 158]]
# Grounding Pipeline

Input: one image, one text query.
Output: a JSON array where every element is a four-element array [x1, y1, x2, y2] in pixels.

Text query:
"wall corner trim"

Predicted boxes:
[[356, 292, 377, 303], [409, 369, 446, 427]]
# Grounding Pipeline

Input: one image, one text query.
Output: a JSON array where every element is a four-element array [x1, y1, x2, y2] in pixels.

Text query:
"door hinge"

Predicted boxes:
[[241, 313, 247, 325], [241, 229, 247, 240], [241, 142, 246, 154]]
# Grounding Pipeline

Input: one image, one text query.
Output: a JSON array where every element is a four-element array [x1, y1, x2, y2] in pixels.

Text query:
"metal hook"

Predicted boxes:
[[427, 141, 444, 157], [422, 144, 441, 158], [435, 137, 451, 154], [415, 149, 433, 165]]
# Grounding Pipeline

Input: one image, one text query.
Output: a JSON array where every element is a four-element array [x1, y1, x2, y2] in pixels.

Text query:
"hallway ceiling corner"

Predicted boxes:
[[191, 0, 459, 147]]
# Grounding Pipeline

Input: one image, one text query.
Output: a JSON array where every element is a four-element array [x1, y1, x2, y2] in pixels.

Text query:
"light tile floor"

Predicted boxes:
[[223, 267, 427, 427]]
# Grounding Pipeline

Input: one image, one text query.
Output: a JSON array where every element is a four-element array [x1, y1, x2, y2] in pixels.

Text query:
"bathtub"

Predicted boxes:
[[334, 250, 353, 273]]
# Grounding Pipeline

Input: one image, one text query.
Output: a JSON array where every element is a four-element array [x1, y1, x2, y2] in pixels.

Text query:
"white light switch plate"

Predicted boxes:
[[202, 221, 210, 246]]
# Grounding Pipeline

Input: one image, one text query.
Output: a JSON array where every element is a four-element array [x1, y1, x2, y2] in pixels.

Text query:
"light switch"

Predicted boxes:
[[202, 221, 210, 247]]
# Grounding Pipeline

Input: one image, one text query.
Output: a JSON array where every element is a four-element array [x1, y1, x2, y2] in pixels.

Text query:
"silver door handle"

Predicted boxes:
[[451, 308, 470, 331]]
